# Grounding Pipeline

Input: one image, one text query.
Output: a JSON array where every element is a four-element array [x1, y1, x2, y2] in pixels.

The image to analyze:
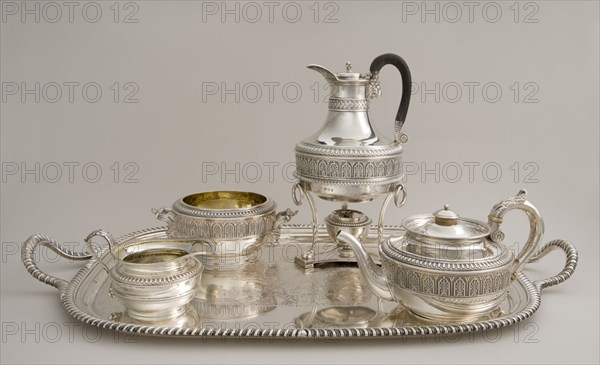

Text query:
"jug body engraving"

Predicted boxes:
[[294, 54, 412, 202]]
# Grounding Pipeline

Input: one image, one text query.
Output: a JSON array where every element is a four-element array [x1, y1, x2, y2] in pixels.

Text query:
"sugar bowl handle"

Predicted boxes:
[[488, 189, 545, 274], [273, 209, 298, 230], [264, 208, 298, 244], [369, 53, 412, 142], [152, 207, 176, 225]]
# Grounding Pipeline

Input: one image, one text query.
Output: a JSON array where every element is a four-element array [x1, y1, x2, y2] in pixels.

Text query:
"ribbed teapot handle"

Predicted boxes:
[[487, 189, 545, 274], [369, 53, 412, 143]]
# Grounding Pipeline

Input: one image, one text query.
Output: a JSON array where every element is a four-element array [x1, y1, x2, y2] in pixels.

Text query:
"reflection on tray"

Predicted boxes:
[[295, 304, 505, 330], [109, 306, 199, 328], [22, 225, 574, 338], [195, 262, 277, 321]]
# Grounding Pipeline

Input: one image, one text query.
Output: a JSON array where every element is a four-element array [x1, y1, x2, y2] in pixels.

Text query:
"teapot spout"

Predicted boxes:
[[336, 231, 393, 301]]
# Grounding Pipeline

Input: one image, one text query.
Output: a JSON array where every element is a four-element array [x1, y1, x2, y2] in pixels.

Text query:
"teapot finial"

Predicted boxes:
[[433, 204, 459, 226], [346, 62, 352, 72]]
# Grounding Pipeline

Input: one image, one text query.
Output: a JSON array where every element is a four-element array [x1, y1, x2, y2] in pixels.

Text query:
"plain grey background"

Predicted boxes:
[[1, 1, 598, 364]]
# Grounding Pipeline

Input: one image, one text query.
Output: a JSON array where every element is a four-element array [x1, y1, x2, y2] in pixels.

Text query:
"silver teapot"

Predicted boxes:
[[294, 53, 412, 203], [336, 190, 546, 321]]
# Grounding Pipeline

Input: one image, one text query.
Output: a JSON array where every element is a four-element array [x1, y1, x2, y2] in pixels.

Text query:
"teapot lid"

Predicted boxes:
[[383, 204, 512, 269], [402, 205, 491, 240]]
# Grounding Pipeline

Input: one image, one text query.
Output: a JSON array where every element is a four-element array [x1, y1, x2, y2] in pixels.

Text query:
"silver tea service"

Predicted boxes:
[[20, 52, 579, 339]]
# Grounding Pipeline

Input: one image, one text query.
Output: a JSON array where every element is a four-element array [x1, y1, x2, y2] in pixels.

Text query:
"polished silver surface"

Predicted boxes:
[[154, 191, 296, 270], [336, 190, 570, 321], [325, 205, 371, 258], [84, 229, 213, 321], [195, 260, 277, 320], [293, 182, 406, 269], [22, 224, 576, 339], [294, 57, 409, 203], [292, 54, 412, 266]]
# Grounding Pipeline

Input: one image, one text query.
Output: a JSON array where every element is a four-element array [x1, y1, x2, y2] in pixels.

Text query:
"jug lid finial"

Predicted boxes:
[[346, 62, 352, 72]]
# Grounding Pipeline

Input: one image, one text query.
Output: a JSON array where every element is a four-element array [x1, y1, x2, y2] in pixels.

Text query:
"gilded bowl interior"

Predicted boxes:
[[182, 191, 267, 210], [122, 248, 189, 264], [115, 239, 213, 262]]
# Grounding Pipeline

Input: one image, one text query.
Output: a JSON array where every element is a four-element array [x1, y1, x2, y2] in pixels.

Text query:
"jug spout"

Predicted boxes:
[[335, 231, 393, 301], [307, 64, 338, 86], [306, 63, 380, 146]]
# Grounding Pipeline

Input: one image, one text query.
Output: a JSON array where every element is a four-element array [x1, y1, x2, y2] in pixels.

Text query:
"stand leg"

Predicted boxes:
[[303, 189, 319, 258], [292, 183, 406, 270], [377, 184, 407, 243], [292, 183, 319, 265], [377, 193, 393, 244]]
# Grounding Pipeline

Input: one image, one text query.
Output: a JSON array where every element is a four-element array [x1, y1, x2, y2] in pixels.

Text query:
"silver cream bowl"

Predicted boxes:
[[85, 229, 213, 322]]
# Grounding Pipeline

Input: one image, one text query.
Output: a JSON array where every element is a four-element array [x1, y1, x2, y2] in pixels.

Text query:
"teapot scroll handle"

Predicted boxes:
[[369, 53, 412, 143], [487, 189, 545, 274]]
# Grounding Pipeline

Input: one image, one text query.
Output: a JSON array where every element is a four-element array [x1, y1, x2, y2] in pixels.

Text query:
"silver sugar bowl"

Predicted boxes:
[[154, 191, 296, 270]]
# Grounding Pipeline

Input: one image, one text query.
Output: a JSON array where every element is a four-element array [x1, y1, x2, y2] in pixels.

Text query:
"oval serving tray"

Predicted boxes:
[[22, 225, 577, 339]]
